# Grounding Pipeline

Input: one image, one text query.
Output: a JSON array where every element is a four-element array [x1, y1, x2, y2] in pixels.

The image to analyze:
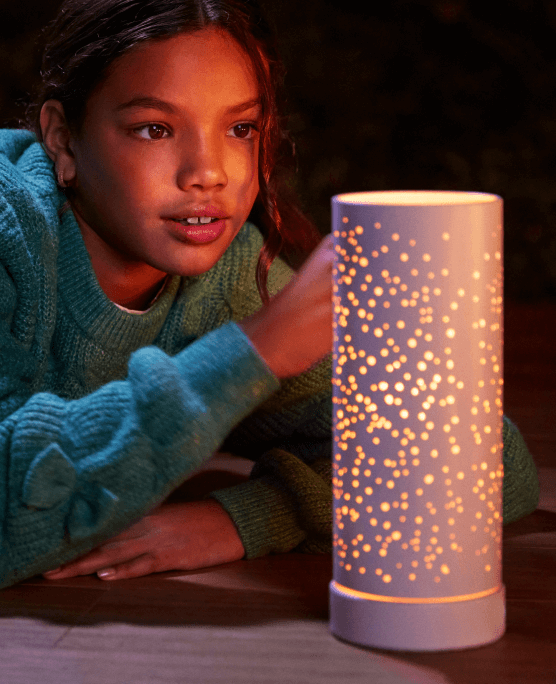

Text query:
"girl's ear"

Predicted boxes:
[[40, 100, 77, 186]]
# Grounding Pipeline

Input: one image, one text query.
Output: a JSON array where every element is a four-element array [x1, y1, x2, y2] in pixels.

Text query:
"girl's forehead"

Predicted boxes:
[[101, 28, 260, 101]]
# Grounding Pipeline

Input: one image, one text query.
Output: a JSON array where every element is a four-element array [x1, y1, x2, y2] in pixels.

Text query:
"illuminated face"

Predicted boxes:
[[68, 28, 261, 287]]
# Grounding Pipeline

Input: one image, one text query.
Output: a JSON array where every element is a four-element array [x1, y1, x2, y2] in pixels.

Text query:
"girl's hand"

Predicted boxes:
[[43, 500, 245, 581], [240, 234, 334, 379]]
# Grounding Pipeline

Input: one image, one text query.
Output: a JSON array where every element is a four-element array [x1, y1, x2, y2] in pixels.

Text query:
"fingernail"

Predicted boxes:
[[44, 568, 62, 577], [97, 568, 116, 580]]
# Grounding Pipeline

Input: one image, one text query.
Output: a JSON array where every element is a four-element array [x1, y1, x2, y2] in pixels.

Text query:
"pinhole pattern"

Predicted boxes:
[[332, 206, 503, 598]]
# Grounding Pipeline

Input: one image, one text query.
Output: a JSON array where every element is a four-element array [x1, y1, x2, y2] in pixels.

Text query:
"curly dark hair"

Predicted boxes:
[[26, 0, 321, 304]]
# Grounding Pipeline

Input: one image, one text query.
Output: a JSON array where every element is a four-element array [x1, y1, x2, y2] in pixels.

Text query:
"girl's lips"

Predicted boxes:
[[168, 218, 227, 244]]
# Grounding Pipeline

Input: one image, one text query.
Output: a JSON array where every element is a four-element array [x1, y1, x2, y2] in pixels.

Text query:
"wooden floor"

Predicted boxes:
[[0, 300, 554, 684]]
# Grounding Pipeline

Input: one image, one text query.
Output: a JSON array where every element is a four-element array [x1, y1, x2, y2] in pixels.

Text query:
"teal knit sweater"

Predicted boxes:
[[0, 129, 539, 589]]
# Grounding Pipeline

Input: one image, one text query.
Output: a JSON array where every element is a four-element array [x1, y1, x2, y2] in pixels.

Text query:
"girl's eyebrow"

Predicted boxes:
[[114, 96, 261, 115]]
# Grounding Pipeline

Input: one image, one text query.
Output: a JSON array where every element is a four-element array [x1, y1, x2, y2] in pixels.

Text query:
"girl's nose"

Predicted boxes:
[[176, 133, 228, 192]]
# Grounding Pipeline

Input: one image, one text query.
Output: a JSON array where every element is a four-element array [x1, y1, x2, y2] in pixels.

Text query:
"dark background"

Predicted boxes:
[[1, 0, 555, 300]]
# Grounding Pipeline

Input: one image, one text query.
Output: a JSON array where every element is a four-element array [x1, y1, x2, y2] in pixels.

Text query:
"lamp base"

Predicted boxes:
[[329, 581, 505, 652]]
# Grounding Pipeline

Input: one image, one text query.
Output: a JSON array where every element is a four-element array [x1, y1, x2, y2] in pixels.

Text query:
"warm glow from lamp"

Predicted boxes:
[[330, 190, 505, 652]]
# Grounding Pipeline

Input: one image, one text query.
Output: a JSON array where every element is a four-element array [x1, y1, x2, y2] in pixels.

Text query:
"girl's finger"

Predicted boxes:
[[96, 553, 157, 581]]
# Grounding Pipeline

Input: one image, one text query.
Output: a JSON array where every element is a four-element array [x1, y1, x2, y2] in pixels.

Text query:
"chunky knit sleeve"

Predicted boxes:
[[0, 313, 279, 588]]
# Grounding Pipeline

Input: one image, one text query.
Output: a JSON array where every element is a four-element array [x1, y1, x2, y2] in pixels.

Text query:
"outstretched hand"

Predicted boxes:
[[43, 500, 245, 581]]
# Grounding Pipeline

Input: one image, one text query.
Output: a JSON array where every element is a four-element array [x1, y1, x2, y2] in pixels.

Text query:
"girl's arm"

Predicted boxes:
[[0, 306, 279, 588], [0, 186, 334, 587]]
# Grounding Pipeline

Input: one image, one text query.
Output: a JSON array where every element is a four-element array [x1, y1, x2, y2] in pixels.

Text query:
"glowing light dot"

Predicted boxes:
[[424, 474, 434, 485], [407, 338, 417, 348], [395, 382, 405, 392], [400, 409, 409, 419], [355, 225, 363, 235], [400, 253, 409, 262], [382, 575, 392, 583], [409, 573, 416, 581], [446, 329, 456, 339], [472, 271, 480, 279], [359, 257, 369, 267], [442, 232, 450, 240], [367, 356, 377, 366], [423, 254, 431, 262], [440, 564, 450, 575], [375, 222, 381, 229], [392, 233, 400, 241]]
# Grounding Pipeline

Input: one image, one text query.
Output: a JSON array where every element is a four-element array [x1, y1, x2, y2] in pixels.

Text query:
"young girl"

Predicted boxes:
[[0, 0, 538, 588]]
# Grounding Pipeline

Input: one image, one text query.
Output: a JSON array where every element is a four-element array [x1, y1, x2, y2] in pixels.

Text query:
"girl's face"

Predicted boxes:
[[68, 28, 261, 279]]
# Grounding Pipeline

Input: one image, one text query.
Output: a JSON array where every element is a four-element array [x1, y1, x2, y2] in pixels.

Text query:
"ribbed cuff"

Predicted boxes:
[[502, 416, 540, 524], [210, 478, 306, 559]]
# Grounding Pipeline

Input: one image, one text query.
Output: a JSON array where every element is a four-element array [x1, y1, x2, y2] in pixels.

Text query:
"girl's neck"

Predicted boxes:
[[71, 202, 169, 312]]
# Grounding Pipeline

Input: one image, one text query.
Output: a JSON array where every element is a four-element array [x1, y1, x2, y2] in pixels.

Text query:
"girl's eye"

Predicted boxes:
[[229, 123, 258, 140], [133, 124, 170, 140]]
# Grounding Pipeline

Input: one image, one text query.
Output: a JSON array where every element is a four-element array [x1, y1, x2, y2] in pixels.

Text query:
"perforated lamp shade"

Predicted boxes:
[[329, 191, 505, 652]]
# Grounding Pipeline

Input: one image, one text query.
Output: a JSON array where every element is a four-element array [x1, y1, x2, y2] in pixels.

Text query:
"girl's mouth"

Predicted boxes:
[[168, 217, 227, 244]]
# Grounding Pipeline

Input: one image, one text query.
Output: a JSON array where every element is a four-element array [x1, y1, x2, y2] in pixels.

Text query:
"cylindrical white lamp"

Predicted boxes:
[[329, 191, 504, 652]]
